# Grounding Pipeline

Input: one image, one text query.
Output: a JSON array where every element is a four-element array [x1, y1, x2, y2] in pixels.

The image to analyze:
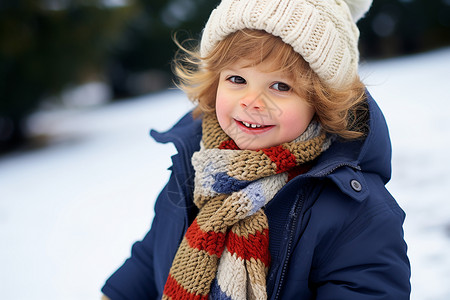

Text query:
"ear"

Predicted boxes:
[[343, 0, 373, 22]]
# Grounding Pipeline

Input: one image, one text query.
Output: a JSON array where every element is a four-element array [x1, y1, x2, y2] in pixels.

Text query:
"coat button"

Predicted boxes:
[[350, 179, 362, 192]]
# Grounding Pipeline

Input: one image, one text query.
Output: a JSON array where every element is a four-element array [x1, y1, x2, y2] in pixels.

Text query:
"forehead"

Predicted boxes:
[[223, 57, 293, 79]]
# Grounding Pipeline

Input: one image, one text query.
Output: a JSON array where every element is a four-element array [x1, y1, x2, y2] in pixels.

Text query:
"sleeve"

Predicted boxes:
[[311, 206, 411, 300], [101, 169, 187, 300], [101, 212, 160, 299]]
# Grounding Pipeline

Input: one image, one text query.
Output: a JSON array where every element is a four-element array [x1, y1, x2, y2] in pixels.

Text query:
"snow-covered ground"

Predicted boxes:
[[1, 48, 449, 299]]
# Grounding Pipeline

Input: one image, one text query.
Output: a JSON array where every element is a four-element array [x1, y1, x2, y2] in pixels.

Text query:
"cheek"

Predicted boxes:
[[215, 90, 232, 130], [282, 104, 316, 134], [215, 93, 226, 112]]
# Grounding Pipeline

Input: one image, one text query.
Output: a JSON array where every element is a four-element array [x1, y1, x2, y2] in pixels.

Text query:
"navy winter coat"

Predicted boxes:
[[102, 92, 411, 299]]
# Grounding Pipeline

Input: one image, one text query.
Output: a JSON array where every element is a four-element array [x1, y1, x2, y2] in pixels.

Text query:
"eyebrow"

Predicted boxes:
[[222, 66, 293, 83]]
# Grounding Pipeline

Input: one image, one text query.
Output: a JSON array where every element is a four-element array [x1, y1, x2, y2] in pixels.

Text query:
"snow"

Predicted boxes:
[[1, 48, 450, 299]]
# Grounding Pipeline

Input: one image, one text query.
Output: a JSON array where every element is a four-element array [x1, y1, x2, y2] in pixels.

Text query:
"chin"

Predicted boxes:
[[235, 140, 273, 151]]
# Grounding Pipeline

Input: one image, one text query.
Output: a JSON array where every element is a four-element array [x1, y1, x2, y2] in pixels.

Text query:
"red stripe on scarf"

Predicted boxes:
[[219, 139, 239, 150], [163, 273, 209, 300], [185, 219, 226, 257], [226, 228, 270, 266], [287, 163, 313, 182], [262, 146, 297, 173]]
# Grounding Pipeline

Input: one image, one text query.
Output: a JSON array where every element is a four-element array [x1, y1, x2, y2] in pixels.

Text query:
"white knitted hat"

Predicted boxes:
[[200, 0, 372, 89]]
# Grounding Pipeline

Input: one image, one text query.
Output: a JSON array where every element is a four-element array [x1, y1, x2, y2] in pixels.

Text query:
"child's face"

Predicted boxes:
[[216, 59, 315, 150]]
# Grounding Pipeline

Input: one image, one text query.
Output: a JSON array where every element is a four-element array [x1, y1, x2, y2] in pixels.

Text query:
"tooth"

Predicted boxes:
[[241, 121, 266, 128]]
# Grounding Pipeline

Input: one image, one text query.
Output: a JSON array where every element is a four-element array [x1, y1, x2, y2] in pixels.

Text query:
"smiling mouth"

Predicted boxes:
[[236, 119, 274, 130]]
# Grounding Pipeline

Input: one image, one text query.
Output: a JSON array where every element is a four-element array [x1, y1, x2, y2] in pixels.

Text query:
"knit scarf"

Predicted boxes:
[[162, 113, 331, 300]]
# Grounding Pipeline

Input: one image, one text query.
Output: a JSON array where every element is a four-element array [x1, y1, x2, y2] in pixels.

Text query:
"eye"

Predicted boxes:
[[271, 82, 291, 92], [227, 75, 246, 84]]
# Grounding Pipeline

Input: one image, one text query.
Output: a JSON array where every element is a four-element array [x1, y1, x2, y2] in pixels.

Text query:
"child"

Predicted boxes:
[[102, 0, 411, 299]]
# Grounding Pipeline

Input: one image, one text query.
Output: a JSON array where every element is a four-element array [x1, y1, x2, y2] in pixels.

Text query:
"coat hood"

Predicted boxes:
[[356, 92, 392, 182], [306, 91, 392, 202], [314, 91, 392, 180]]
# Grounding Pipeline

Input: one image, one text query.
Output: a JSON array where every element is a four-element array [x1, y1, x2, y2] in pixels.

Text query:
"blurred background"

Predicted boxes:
[[1, 0, 450, 299], [1, 0, 450, 152]]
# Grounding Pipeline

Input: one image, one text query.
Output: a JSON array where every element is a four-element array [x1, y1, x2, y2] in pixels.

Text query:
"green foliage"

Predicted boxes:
[[107, 0, 221, 97], [0, 0, 135, 149], [359, 0, 450, 57]]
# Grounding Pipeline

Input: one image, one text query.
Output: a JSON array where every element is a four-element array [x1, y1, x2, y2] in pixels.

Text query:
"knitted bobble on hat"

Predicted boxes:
[[344, 0, 373, 22], [200, 0, 373, 89]]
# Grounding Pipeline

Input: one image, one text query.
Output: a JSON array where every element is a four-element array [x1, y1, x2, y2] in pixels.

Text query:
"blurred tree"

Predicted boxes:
[[359, 0, 450, 58], [106, 0, 221, 97], [0, 0, 135, 152]]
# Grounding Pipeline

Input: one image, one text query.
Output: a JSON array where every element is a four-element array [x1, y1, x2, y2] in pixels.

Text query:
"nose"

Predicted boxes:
[[240, 92, 265, 110]]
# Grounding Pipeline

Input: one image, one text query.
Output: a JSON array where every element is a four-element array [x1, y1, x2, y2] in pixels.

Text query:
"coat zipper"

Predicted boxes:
[[272, 163, 360, 299], [273, 190, 306, 300]]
